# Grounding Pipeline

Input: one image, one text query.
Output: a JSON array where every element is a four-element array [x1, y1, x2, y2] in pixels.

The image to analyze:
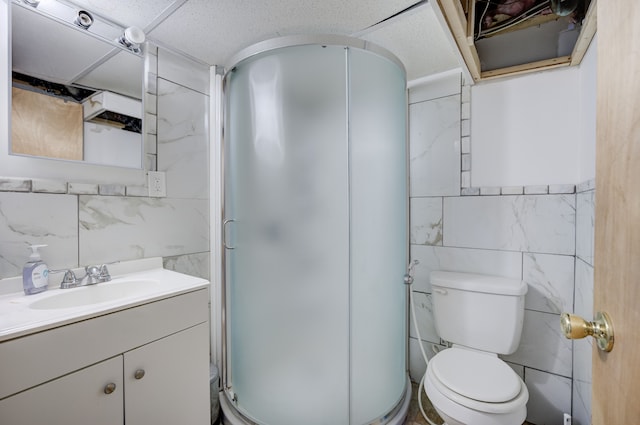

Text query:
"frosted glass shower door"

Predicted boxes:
[[225, 46, 350, 425], [349, 49, 408, 424]]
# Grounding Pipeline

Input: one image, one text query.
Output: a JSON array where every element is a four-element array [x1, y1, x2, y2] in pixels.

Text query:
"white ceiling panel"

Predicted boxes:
[[149, 0, 419, 66], [67, 0, 178, 29], [360, 4, 460, 81], [18, 0, 464, 83]]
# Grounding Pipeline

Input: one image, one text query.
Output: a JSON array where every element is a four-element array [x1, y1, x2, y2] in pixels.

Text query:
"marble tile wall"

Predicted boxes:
[[0, 46, 211, 283], [408, 77, 595, 425], [573, 185, 595, 425], [157, 79, 210, 200], [409, 92, 461, 197], [0, 192, 78, 277]]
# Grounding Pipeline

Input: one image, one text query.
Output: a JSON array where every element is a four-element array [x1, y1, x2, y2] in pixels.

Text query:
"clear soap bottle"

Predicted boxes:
[[22, 244, 49, 295]]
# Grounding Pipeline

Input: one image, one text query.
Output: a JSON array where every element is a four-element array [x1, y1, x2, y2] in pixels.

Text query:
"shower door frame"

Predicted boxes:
[[217, 35, 411, 425]]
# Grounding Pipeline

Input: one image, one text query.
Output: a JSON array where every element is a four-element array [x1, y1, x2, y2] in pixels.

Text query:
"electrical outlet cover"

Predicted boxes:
[[148, 171, 166, 197]]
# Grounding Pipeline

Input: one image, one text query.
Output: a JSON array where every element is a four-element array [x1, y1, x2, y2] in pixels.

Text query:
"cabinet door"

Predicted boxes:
[[0, 356, 123, 425], [124, 323, 210, 425]]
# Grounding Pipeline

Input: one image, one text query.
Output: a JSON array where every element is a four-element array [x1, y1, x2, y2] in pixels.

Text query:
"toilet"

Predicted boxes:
[[424, 271, 529, 425]]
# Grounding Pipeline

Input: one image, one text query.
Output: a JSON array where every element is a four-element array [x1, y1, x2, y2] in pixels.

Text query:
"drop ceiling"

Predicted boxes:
[[64, 0, 463, 82]]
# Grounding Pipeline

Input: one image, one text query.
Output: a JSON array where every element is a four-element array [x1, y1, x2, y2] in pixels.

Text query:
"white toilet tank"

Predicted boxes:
[[430, 271, 528, 355]]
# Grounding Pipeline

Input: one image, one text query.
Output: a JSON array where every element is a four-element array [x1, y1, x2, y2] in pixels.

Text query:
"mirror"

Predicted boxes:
[[10, 0, 144, 169]]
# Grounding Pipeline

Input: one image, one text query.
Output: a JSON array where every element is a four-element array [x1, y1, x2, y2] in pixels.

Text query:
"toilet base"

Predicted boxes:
[[424, 371, 526, 425]]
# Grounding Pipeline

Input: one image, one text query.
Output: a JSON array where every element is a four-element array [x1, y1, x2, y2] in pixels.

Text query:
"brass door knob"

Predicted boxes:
[[134, 369, 146, 380], [560, 311, 614, 352]]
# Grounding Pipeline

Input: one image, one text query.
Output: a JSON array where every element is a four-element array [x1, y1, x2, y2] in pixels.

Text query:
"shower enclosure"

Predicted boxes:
[[221, 36, 408, 425]]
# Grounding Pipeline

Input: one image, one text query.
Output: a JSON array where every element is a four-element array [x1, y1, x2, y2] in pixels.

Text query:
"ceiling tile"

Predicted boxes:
[[149, 0, 418, 66], [360, 4, 461, 81], [67, 0, 177, 29]]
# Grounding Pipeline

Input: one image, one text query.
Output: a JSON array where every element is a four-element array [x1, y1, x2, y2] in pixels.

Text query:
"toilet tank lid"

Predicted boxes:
[[430, 271, 527, 296]]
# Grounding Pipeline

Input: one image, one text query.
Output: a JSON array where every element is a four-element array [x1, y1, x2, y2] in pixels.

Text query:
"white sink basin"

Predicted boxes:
[[29, 279, 159, 310], [0, 259, 210, 342]]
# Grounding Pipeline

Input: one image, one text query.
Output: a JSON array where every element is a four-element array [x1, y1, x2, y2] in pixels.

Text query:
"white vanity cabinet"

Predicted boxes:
[[0, 287, 210, 425], [125, 322, 210, 425], [0, 356, 124, 425]]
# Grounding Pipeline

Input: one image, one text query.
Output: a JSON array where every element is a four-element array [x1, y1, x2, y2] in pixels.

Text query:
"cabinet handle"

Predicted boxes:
[[134, 369, 146, 380], [104, 383, 117, 394]]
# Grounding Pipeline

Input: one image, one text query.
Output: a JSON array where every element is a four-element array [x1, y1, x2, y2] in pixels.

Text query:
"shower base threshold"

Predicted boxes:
[[220, 377, 411, 425]]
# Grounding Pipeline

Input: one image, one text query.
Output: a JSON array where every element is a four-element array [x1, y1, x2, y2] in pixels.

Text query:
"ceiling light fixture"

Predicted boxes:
[[118, 26, 145, 53], [74, 10, 93, 29]]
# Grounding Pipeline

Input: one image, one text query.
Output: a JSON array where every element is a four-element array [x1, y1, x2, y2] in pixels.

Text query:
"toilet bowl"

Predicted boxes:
[[424, 346, 528, 425], [425, 271, 530, 425]]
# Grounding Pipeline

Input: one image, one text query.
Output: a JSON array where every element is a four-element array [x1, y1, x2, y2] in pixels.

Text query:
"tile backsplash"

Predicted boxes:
[[408, 75, 594, 425]]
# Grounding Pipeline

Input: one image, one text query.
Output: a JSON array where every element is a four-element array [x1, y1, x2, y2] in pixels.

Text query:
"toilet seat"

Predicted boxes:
[[426, 348, 528, 414]]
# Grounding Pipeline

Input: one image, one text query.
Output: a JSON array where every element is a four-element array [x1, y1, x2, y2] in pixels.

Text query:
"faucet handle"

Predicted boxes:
[[85, 265, 101, 276], [80, 265, 102, 285], [50, 269, 80, 289], [99, 260, 120, 281], [98, 264, 112, 281]]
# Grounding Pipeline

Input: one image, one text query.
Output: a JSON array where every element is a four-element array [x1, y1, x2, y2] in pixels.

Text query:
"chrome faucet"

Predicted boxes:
[[52, 264, 112, 289], [80, 264, 112, 285]]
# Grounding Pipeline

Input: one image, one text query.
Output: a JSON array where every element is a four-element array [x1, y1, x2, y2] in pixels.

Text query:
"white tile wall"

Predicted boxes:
[[163, 252, 211, 280], [523, 253, 575, 314], [78, 195, 209, 266], [408, 337, 444, 383], [410, 245, 522, 293], [410, 197, 442, 246], [0, 178, 30, 191], [525, 368, 572, 425], [572, 186, 594, 425], [576, 189, 595, 265], [574, 259, 594, 324], [408, 291, 440, 344], [157, 79, 210, 200], [408, 73, 460, 104], [157, 48, 210, 95], [0, 192, 78, 278], [31, 179, 67, 194], [409, 95, 461, 197], [572, 345, 592, 425], [443, 195, 576, 255], [503, 309, 573, 378], [573, 258, 594, 425]]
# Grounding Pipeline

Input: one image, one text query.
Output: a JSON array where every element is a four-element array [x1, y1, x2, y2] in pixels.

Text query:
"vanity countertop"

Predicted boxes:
[[0, 257, 209, 342]]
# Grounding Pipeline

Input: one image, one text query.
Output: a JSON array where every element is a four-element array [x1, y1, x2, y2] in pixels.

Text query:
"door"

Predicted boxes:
[[593, 0, 640, 422], [224, 45, 351, 425]]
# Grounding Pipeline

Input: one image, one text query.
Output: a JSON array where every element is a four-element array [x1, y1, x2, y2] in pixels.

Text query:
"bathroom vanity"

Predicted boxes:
[[0, 259, 210, 425]]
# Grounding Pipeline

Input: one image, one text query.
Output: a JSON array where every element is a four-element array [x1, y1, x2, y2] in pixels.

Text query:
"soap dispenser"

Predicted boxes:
[[22, 244, 49, 295]]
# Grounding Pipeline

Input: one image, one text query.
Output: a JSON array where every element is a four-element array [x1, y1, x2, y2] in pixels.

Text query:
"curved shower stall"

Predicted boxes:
[[221, 36, 409, 425]]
